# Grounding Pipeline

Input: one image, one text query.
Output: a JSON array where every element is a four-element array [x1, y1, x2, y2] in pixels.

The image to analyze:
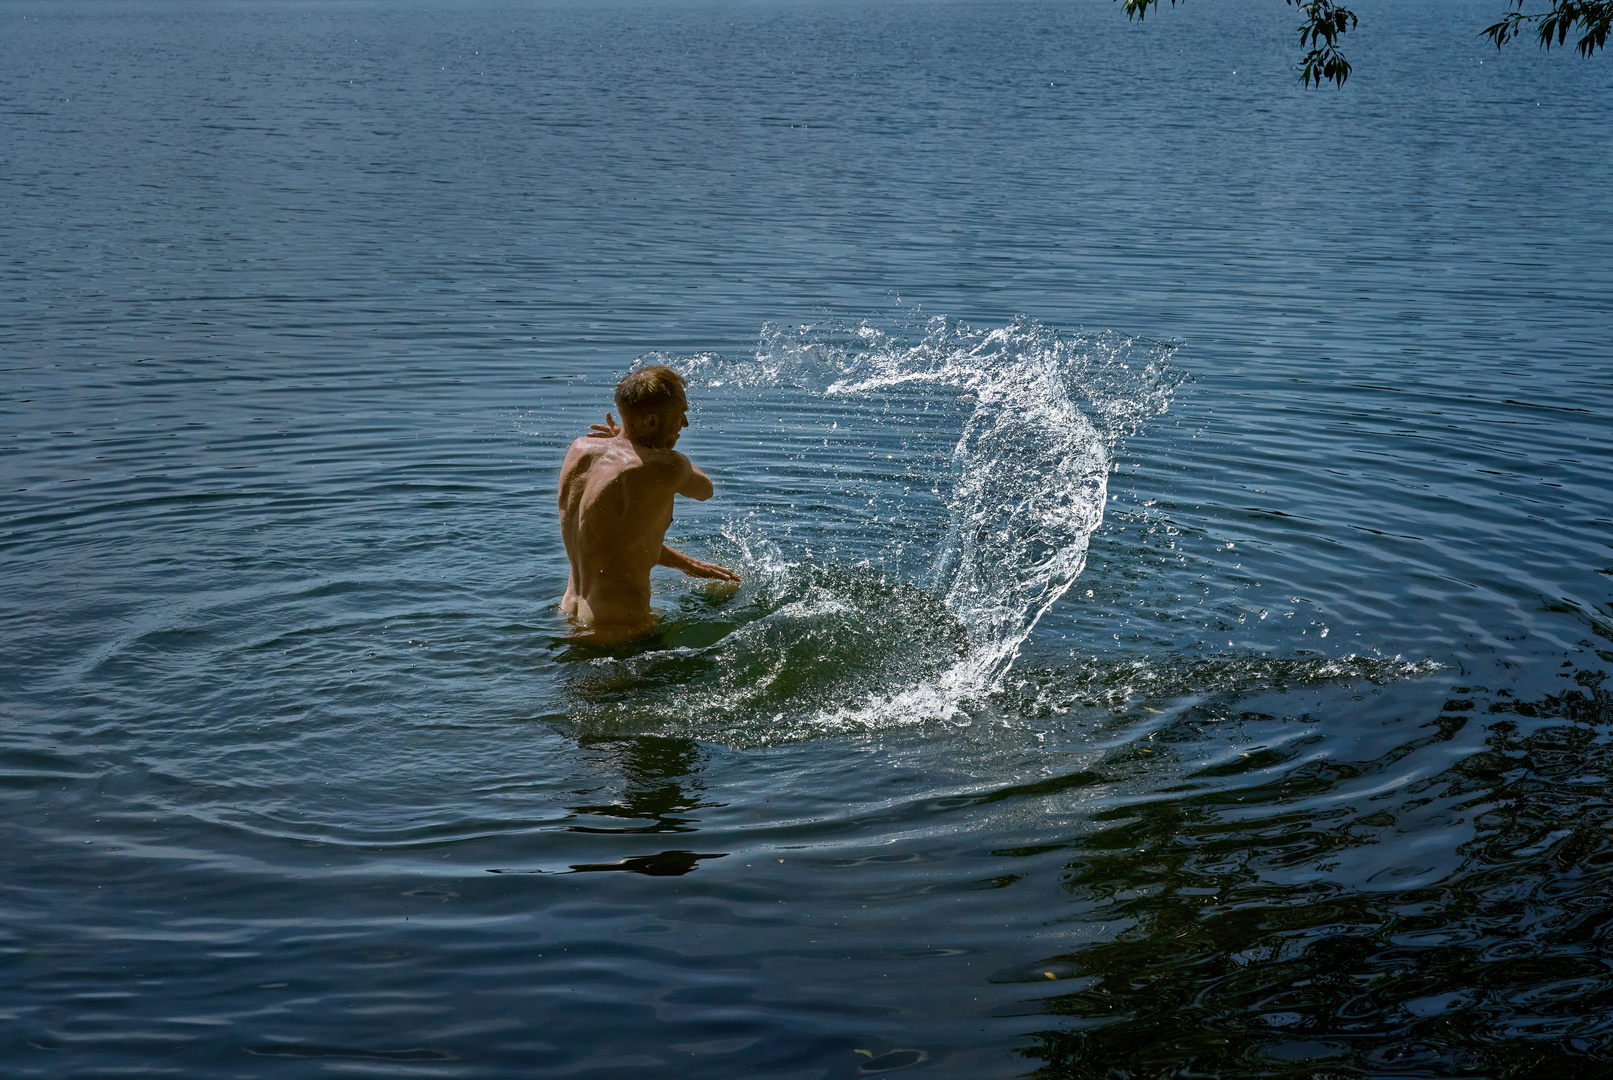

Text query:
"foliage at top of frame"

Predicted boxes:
[[1117, 0, 1612, 87]]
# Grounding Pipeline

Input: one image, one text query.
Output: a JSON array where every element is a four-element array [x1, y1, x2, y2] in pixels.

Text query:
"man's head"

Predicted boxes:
[[615, 365, 689, 449]]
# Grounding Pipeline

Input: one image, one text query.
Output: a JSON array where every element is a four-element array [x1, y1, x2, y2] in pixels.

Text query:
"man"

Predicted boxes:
[[558, 365, 740, 640]]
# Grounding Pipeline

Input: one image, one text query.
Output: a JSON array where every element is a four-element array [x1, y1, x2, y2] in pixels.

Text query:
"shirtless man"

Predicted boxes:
[[558, 365, 740, 639]]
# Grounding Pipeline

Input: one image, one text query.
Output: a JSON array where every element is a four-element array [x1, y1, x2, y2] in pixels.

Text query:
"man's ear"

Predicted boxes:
[[639, 413, 660, 434]]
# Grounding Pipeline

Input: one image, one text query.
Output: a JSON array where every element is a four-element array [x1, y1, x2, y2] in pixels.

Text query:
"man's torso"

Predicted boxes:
[[558, 436, 680, 626]]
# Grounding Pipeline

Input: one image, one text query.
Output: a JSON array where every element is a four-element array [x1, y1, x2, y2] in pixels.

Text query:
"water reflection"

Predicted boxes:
[[567, 734, 721, 836], [1015, 670, 1613, 1077]]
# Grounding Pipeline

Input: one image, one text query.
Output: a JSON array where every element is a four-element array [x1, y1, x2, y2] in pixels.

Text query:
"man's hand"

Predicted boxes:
[[658, 545, 741, 583], [587, 413, 622, 439], [680, 555, 742, 583]]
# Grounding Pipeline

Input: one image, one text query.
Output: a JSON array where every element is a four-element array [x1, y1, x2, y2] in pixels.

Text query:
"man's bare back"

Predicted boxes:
[[558, 369, 738, 640]]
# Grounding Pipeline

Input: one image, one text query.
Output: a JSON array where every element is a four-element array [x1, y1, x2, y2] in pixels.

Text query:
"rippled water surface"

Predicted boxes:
[[3, 0, 1612, 1076]]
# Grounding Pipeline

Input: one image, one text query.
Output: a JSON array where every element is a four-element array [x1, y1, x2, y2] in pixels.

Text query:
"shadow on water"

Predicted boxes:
[[1009, 670, 1613, 1079], [564, 850, 728, 876]]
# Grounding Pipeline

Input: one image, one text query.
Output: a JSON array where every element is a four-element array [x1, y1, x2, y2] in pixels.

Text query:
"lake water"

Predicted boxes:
[[3, 0, 1612, 1075]]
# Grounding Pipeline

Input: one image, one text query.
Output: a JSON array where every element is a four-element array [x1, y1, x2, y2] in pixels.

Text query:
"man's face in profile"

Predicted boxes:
[[649, 391, 689, 449]]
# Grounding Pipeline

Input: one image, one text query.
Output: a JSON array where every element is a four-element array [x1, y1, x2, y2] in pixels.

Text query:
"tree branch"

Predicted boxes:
[[1118, 0, 1611, 87], [1117, 0, 1358, 87], [1295, 0, 1358, 87], [1483, 0, 1613, 57]]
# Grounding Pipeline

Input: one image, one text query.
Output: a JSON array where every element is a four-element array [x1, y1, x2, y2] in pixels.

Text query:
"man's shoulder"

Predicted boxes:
[[635, 445, 691, 469], [563, 437, 686, 483], [629, 447, 694, 484], [565, 433, 611, 456], [581, 447, 685, 504], [560, 436, 618, 490], [563, 435, 633, 469]]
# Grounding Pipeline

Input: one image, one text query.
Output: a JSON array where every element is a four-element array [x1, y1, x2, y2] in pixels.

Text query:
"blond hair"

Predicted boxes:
[[614, 365, 686, 419]]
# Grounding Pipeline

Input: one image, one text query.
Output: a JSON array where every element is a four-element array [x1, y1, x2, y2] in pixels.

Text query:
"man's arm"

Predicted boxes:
[[672, 453, 714, 501], [657, 544, 741, 583], [645, 449, 714, 501]]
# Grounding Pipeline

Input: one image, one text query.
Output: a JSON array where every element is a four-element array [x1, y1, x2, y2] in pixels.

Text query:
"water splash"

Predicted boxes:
[[841, 319, 1176, 690], [717, 316, 1175, 697], [566, 314, 1183, 738]]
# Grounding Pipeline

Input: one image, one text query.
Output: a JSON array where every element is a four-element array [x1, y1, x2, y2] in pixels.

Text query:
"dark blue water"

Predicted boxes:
[[3, 0, 1611, 1075]]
